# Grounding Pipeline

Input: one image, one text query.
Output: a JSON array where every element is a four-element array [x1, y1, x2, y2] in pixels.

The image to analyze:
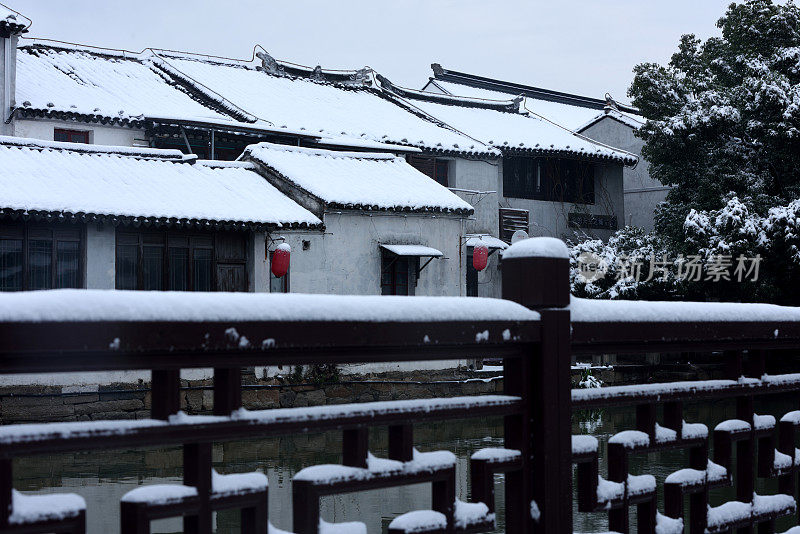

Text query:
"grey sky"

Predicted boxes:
[[15, 1, 737, 105]]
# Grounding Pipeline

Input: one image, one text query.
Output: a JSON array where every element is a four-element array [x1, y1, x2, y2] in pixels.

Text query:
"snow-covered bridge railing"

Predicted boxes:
[[0, 290, 542, 534], [564, 261, 800, 532], [5, 237, 800, 534]]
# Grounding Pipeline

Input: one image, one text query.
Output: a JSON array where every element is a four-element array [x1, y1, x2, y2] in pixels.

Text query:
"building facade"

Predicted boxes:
[[422, 64, 667, 232]]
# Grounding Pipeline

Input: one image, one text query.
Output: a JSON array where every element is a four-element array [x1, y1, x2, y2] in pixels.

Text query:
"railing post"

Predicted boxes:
[[502, 237, 572, 534]]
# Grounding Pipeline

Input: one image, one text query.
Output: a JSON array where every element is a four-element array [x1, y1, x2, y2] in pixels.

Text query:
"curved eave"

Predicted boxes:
[[15, 107, 144, 129], [326, 203, 473, 216], [0, 208, 322, 232], [498, 145, 637, 165]]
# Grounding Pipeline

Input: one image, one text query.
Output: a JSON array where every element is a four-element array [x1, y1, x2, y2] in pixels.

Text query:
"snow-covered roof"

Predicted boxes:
[[242, 143, 474, 215], [380, 244, 443, 257], [423, 68, 644, 132], [151, 51, 492, 156], [424, 78, 602, 130], [14, 42, 493, 156], [15, 44, 239, 126], [0, 136, 321, 230], [385, 84, 637, 164], [577, 108, 646, 133]]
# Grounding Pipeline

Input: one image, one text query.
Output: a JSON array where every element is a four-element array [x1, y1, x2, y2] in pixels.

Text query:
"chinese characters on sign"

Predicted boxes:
[[576, 252, 762, 283]]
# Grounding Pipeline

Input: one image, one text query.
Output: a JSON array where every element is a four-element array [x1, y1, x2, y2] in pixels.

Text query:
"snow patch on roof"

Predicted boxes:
[[153, 54, 493, 155], [244, 142, 474, 214], [16, 44, 233, 124], [396, 85, 636, 163]]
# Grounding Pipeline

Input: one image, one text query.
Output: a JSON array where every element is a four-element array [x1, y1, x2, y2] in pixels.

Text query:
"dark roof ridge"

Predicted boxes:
[[376, 74, 523, 113], [431, 63, 639, 114]]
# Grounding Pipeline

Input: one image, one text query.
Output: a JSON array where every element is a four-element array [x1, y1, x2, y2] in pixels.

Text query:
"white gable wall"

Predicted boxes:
[[581, 117, 667, 231], [13, 117, 144, 147]]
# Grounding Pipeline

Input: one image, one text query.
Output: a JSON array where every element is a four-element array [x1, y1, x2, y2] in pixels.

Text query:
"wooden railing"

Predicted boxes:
[[3, 238, 800, 533]]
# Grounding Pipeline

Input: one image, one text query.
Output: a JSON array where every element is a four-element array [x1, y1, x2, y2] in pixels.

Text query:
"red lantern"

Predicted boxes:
[[472, 241, 488, 271], [271, 243, 290, 278]]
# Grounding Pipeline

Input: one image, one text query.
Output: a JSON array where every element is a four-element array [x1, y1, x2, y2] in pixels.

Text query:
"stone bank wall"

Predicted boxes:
[[0, 370, 504, 424]]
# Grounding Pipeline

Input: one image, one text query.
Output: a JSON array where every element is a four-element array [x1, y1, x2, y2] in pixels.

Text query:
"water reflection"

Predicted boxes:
[[13, 394, 800, 533]]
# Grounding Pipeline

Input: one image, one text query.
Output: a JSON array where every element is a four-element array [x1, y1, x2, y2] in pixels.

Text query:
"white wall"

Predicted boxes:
[[13, 118, 145, 147], [449, 157, 501, 237], [85, 223, 115, 289], [276, 211, 464, 297]]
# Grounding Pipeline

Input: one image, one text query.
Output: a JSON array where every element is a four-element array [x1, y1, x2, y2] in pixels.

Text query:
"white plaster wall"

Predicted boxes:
[[277, 212, 464, 297], [502, 162, 625, 242], [581, 117, 669, 231], [249, 232, 269, 292], [449, 157, 501, 237], [260, 212, 469, 375], [12, 118, 145, 147], [85, 223, 115, 289]]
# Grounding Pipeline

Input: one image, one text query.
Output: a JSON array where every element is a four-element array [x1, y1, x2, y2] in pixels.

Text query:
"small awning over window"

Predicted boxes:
[[464, 234, 508, 250], [380, 244, 444, 257]]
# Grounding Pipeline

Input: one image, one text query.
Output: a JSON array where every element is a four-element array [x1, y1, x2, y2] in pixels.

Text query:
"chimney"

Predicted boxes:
[[0, 7, 29, 136]]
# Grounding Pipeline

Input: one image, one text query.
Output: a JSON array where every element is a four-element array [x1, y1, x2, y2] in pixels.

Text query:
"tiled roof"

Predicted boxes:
[[0, 136, 321, 229], [243, 142, 474, 214], [384, 82, 638, 164]]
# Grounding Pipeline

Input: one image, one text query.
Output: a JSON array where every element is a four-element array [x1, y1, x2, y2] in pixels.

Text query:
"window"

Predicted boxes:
[[499, 208, 530, 243], [0, 223, 83, 291], [269, 250, 290, 293], [466, 247, 479, 297], [503, 156, 594, 204], [406, 155, 449, 187], [54, 129, 90, 144], [381, 253, 417, 296], [116, 230, 247, 291]]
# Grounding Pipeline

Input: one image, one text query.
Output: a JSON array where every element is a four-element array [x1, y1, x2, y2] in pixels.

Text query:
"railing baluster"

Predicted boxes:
[[607, 442, 629, 534], [342, 428, 368, 469], [183, 442, 213, 534], [213, 367, 242, 415], [432, 467, 456, 534], [737, 395, 755, 504], [637, 403, 657, 443], [151, 369, 180, 420], [503, 354, 531, 534], [388, 424, 413, 462]]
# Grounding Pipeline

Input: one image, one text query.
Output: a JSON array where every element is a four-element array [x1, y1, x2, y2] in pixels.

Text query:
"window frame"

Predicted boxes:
[[380, 252, 418, 296], [115, 229, 247, 292], [503, 156, 595, 204], [0, 222, 85, 291], [406, 155, 450, 187], [54, 128, 90, 144]]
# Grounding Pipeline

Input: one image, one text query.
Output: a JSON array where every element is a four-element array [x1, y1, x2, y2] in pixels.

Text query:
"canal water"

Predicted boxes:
[[12, 394, 800, 533]]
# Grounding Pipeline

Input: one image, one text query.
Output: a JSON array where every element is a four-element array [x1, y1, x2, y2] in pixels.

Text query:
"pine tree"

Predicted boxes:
[[629, 0, 800, 249]]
